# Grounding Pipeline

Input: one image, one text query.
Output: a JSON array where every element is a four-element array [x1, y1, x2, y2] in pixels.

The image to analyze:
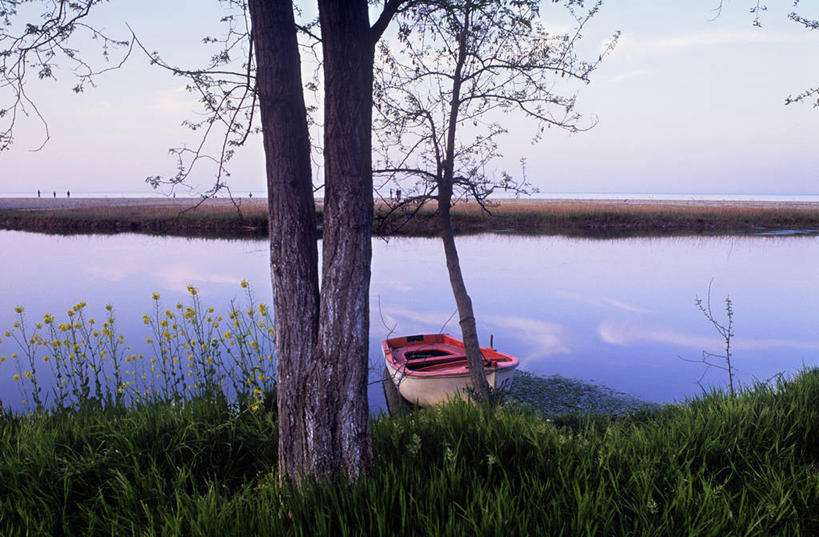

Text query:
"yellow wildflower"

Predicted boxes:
[[152, 292, 161, 300]]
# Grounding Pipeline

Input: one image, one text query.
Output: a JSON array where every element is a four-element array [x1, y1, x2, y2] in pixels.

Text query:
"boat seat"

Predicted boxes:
[[402, 352, 492, 370], [414, 360, 470, 373], [404, 352, 467, 369]]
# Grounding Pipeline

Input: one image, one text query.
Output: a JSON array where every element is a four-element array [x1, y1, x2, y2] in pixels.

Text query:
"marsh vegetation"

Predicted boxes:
[[1, 198, 817, 238]]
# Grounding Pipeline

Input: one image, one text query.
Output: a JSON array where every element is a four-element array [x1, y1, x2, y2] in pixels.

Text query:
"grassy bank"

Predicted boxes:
[[2, 369, 817, 536], [0, 201, 271, 239], [1, 198, 818, 238], [386, 200, 819, 237]]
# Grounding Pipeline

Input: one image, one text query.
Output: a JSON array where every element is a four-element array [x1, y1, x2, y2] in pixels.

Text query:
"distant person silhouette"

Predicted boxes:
[[67, 191, 70, 198], [37, 190, 41, 198], [249, 192, 253, 198], [53, 191, 56, 198]]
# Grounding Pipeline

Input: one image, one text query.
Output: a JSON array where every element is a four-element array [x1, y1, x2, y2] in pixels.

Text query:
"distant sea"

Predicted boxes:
[[1, 191, 818, 203]]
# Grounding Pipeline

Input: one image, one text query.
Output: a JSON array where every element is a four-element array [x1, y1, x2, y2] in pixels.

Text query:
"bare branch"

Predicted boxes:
[[0, 0, 131, 150], [373, 0, 615, 211]]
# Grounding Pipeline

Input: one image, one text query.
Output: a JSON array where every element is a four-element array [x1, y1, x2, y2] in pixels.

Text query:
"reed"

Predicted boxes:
[[442, 200, 819, 236], [1, 368, 817, 535], [2, 198, 817, 238]]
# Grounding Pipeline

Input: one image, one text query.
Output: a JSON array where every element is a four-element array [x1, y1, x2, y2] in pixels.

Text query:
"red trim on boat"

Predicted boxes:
[[382, 333, 518, 376]]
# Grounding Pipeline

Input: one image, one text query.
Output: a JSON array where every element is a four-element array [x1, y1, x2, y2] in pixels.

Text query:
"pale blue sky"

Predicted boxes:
[[1, 0, 817, 196]]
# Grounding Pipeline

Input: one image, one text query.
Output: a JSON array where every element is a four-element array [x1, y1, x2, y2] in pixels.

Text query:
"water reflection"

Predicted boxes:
[[1, 230, 817, 412]]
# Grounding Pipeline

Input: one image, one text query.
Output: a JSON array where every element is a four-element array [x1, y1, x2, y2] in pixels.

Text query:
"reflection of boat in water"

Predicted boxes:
[[382, 334, 519, 407]]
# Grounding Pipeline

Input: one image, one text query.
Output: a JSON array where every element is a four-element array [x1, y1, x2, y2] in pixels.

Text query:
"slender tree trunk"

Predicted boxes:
[[437, 188, 491, 400], [437, 4, 491, 400], [316, 0, 374, 476]]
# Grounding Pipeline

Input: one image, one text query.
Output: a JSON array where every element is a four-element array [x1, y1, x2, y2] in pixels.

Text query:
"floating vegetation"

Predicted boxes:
[[506, 370, 659, 416]]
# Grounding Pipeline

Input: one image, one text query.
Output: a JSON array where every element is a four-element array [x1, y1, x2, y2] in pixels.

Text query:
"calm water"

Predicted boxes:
[[1, 230, 817, 412]]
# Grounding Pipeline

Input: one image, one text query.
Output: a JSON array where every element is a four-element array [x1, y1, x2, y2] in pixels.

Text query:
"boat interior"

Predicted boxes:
[[397, 345, 497, 372], [403, 348, 472, 371], [385, 334, 517, 372]]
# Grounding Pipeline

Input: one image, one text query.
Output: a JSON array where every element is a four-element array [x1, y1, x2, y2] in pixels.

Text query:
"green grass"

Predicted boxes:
[[2, 369, 818, 536]]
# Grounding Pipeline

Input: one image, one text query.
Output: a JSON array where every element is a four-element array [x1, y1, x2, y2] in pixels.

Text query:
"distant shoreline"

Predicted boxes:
[[1, 197, 818, 238]]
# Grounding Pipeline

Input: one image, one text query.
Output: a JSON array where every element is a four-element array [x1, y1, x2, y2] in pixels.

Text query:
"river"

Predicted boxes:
[[1, 230, 817, 412]]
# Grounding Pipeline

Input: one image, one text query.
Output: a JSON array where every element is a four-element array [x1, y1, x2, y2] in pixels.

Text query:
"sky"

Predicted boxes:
[[1, 0, 818, 197]]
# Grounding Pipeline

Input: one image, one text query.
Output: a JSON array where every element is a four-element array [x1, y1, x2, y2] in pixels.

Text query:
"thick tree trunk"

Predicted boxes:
[[250, 0, 377, 482], [248, 0, 331, 482], [316, 0, 375, 477], [436, 190, 491, 400]]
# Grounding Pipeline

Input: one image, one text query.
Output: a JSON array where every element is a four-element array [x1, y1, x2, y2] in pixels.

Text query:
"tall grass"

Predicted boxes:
[[2, 198, 817, 237], [1, 369, 817, 535]]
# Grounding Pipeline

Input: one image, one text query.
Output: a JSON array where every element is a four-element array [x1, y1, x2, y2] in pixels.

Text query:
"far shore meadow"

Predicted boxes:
[[1, 196, 818, 238]]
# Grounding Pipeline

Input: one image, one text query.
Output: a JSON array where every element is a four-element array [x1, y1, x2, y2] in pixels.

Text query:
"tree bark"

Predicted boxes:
[[436, 189, 492, 400], [250, 0, 379, 482], [317, 0, 375, 477], [248, 0, 326, 482]]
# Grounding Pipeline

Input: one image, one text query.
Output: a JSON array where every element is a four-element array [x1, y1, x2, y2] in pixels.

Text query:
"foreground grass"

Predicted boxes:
[[2, 370, 818, 536], [1, 198, 817, 238]]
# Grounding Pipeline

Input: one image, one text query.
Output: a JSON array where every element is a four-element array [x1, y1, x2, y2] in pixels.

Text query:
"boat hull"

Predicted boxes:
[[382, 334, 519, 407]]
